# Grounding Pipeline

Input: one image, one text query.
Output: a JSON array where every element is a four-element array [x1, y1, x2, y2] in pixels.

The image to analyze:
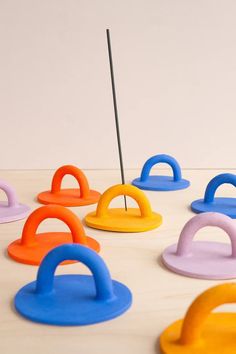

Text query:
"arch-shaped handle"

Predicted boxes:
[[95, 184, 153, 218], [36, 244, 115, 301], [180, 283, 236, 345], [204, 173, 236, 203], [176, 212, 236, 257], [0, 180, 18, 207], [140, 154, 182, 182], [51, 165, 90, 198], [21, 205, 87, 247]]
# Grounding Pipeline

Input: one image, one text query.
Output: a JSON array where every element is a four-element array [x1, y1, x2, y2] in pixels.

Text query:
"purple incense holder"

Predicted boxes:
[[0, 180, 30, 223], [162, 212, 236, 280]]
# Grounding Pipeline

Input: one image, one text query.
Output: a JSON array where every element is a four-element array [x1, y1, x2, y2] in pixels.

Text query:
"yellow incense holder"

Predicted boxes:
[[160, 283, 236, 354], [85, 184, 162, 232]]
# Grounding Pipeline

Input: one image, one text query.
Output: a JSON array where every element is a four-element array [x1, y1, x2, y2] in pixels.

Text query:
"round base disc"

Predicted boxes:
[[0, 202, 30, 223], [191, 198, 236, 218], [15, 274, 132, 326], [160, 313, 236, 354], [132, 176, 190, 191], [37, 188, 101, 207], [162, 241, 236, 279], [85, 208, 162, 232], [8, 232, 100, 265]]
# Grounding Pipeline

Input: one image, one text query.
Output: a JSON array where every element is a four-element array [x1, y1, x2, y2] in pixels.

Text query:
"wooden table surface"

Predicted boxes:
[[0, 169, 235, 354]]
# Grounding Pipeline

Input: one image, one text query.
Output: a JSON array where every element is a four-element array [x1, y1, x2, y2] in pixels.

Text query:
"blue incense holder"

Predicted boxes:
[[14, 244, 132, 326], [132, 154, 190, 191], [191, 173, 236, 218]]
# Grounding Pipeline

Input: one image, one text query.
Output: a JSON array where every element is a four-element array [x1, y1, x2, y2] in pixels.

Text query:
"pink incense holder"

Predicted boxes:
[[162, 212, 236, 280], [0, 180, 30, 223]]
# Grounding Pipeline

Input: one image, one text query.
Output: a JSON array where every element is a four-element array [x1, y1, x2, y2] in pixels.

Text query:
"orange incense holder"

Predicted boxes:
[[37, 165, 100, 207], [85, 184, 162, 232], [8, 204, 100, 265], [160, 283, 236, 354]]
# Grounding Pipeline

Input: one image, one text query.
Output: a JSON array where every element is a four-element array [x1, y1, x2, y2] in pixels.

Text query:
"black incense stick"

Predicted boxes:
[[106, 29, 127, 211]]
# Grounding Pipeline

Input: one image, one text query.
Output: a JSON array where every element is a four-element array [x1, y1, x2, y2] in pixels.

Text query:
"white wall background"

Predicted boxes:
[[1, 0, 236, 169]]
